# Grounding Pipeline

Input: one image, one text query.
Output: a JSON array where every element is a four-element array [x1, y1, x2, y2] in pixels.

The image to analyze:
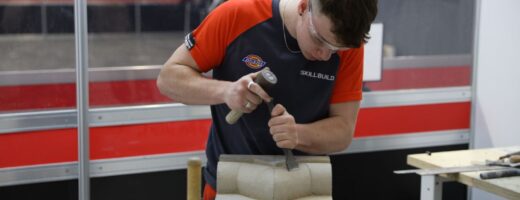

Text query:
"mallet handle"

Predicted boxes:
[[225, 67, 278, 124]]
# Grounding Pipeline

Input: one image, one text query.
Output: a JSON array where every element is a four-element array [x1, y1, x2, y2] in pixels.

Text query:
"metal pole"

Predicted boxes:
[[41, 1, 47, 35], [184, 1, 192, 34], [134, 3, 141, 34], [420, 175, 443, 200], [74, 0, 90, 198], [468, 1, 481, 199]]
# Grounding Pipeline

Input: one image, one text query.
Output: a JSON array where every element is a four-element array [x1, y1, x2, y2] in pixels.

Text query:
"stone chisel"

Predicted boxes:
[[266, 100, 299, 171], [257, 67, 298, 171], [256, 68, 298, 171], [225, 67, 298, 171]]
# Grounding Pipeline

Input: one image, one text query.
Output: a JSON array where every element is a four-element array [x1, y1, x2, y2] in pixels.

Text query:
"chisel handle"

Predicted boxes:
[[510, 155, 520, 163]]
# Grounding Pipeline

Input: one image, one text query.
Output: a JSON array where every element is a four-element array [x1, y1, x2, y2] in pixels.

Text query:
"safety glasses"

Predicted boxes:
[[307, 0, 350, 52]]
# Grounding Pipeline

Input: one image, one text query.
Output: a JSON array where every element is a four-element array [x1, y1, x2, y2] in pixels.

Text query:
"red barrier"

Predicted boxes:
[[0, 66, 471, 112], [0, 0, 183, 5], [0, 80, 171, 112], [0, 66, 472, 168], [356, 102, 470, 137], [0, 102, 470, 168], [0, 119, 211, 168]]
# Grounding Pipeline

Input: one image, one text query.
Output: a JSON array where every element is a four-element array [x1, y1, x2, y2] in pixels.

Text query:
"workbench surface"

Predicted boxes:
[[408, 146, 520, 200]]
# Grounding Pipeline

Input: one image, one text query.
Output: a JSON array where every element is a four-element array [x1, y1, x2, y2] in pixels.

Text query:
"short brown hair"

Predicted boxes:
[[318, 0, 378, 48]]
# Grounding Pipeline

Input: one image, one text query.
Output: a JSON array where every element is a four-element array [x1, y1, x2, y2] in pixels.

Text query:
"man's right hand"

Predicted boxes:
[[223, 72, 272, 113]]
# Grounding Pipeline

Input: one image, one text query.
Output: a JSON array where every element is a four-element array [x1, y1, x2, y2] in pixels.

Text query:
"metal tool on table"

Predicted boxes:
[[394, 165, 507, 176], [480, 152, 520, 179], [394, 151, 520, 178], [499, 150, 520, 160], [480, 169, 520, 179], [225, 67, 298, 171]]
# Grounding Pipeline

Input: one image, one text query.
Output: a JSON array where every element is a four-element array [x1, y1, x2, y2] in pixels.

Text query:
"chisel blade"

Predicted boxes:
[[283, 148, 299, 171]]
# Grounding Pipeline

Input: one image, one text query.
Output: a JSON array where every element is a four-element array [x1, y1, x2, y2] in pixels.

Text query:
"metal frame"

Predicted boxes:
[[468, 1, 482, 199], [362, 86, 470, 108], [0, 65, 162, 86], [342, 129, 469, 154], [383, 54, 472, 69], [0, 52, 473, 190], [0, 2, 475, 199], [41, 1, 48, 34], [0, 151, 206, 187], [0, 54, 471, 86], [469, 0, 482, 152], [74, 0, 89, 198], [0, 86, 472, 187], [184, 0, 191, 34], [0, 104, 211, 134], [0, 87, 470, 134], [420, 175, 445, 200], [0, 129, 468, 187]]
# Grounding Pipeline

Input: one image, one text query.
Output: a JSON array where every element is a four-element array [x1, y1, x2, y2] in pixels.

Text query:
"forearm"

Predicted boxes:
[[295, 116, 355, 154], [157, 64, 230, 105]]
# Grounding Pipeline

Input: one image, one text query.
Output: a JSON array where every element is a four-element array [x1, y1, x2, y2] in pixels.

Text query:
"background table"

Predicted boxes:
[[407, 146, 520, 200]]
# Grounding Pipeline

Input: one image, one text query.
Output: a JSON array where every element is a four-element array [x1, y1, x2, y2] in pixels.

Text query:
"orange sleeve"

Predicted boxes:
[[330, 45, 364, 103], [189, 0, 272, 72]]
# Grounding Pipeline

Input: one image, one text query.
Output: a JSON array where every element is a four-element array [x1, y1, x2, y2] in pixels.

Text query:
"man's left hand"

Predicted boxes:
[[268, 104, 298, 149]]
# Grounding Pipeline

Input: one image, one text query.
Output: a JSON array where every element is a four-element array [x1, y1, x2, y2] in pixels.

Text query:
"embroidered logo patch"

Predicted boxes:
[[184, 32, 195, 50], [242, 54, 266, 69]]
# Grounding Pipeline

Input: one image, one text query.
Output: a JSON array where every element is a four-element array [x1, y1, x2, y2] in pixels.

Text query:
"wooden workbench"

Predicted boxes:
[[407, 146, 520, 200]]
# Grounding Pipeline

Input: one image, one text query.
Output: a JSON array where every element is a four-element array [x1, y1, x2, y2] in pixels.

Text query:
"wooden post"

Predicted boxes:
[[187, 157, 201, 200]]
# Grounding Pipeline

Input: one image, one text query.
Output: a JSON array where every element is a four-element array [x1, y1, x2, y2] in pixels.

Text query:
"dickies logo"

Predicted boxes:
[[242, 54, 266, 69], [184, 32, 195, 50]]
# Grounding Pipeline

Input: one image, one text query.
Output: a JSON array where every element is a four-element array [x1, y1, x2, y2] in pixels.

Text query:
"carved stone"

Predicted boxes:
[[216, 155, 332, 200]]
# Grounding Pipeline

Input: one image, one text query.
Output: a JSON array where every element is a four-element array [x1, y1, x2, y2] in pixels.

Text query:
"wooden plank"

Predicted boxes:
[[407, 146, 520, 200]]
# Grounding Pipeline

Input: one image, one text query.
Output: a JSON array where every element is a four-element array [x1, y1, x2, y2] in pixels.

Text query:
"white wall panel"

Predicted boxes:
[[471, 0, 520, 199]]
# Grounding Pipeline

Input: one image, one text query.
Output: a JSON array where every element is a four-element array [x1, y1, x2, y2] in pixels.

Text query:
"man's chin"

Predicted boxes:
[[302, 52, 316, 61]]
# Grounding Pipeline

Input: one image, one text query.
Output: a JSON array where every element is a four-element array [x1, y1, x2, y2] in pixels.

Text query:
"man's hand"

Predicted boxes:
[[223, 72, 272, 113], [268, 104, 298, 149]]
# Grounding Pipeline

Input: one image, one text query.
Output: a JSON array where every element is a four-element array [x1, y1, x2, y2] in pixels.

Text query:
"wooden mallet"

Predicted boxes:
[[225, 67, 278, 124]]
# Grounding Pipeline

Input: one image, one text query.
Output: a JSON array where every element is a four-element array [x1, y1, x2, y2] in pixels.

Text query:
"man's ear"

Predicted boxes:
[[297, 0, 308, 16]]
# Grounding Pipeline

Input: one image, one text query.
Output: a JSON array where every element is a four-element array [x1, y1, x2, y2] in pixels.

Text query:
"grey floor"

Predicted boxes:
[[0, 32, 185, 71]]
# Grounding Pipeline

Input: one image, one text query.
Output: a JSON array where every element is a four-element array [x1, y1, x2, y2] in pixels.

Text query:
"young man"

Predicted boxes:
[[157, 0, 377, 199]]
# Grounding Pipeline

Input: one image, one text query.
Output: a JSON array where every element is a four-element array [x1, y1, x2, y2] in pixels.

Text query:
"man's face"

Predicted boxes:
[[297, 0, 349, 61]]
